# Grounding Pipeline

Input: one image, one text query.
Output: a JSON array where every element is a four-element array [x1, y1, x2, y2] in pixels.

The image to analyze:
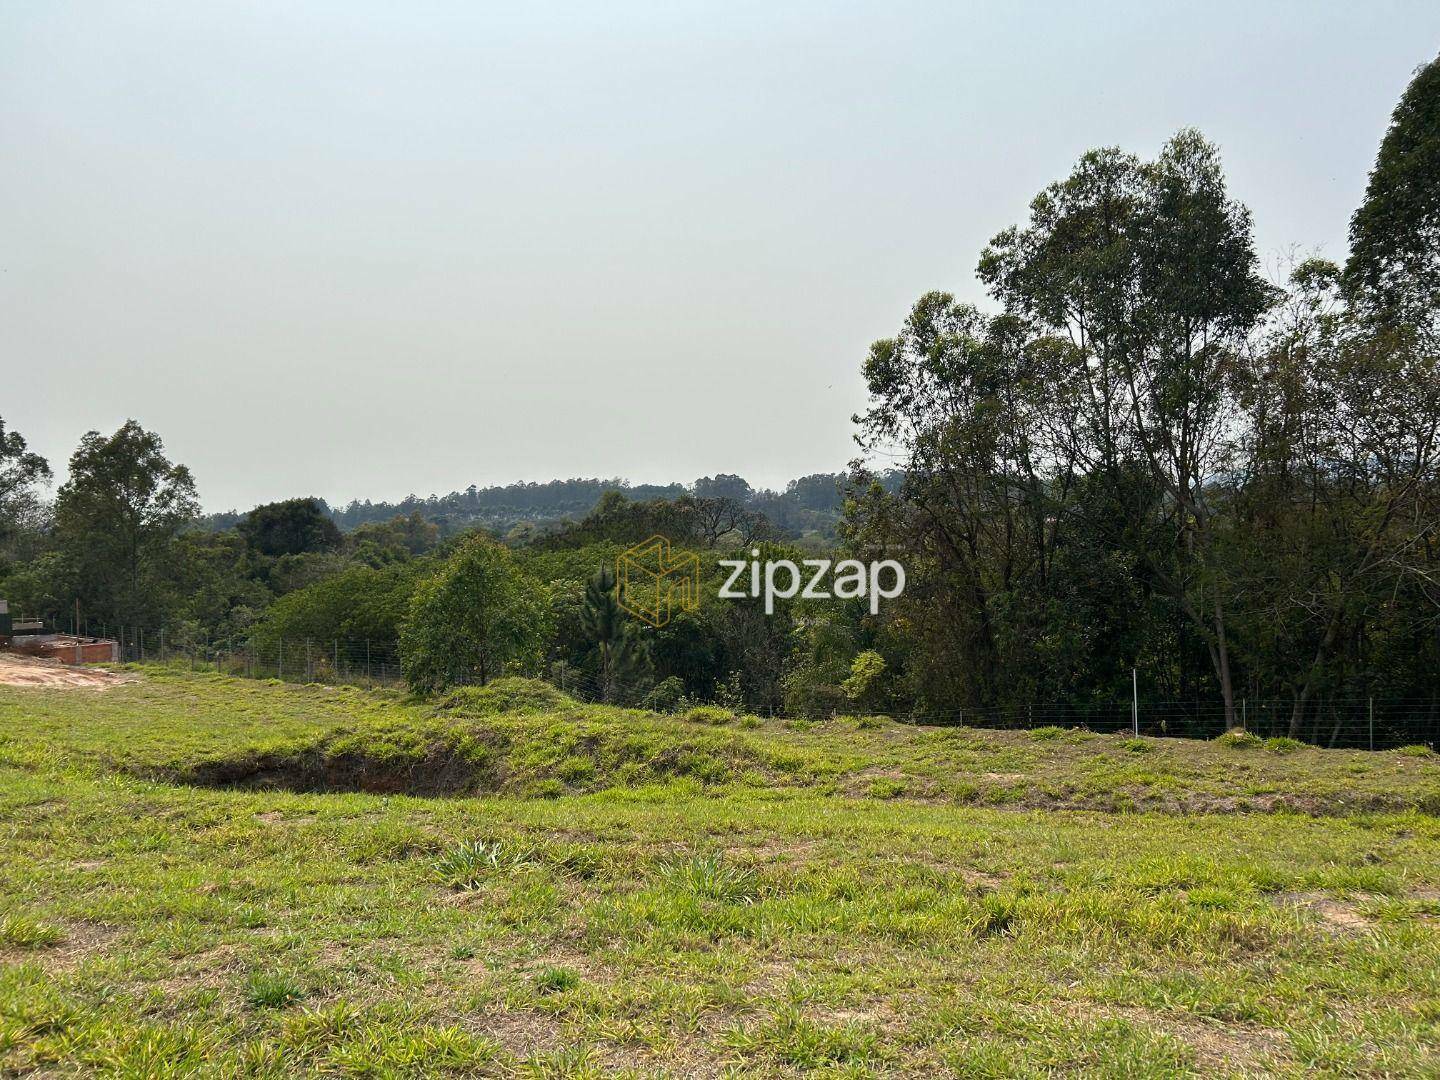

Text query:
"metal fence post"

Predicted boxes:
[[1132, 668, 1139, 736]]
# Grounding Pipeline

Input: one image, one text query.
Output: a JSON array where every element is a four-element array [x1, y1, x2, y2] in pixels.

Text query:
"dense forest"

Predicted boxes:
[[3, 55, 1438, 743]]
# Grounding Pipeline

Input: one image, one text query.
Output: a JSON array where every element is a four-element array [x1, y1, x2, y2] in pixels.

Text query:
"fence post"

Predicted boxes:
[[366, 639, 371, 684], [1132, 668, 1139, 736], [334, 639, 339, 681], [1369, 697, 1375, 751], [278, 638, 284, 680]]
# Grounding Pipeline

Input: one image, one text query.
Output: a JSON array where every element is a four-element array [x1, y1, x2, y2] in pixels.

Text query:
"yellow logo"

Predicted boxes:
[[617, 535, 701, 627]]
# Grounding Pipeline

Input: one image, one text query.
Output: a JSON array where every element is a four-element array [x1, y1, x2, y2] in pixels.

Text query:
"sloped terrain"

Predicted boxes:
[[1, 670, 1440, 1076]]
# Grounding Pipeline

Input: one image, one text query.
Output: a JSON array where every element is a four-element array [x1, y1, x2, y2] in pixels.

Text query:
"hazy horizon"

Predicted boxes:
[[7, 2, 1440, 511]]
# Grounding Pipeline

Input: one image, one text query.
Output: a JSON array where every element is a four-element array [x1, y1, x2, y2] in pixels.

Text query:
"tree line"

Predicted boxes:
[[2, 55, 1436, 740]]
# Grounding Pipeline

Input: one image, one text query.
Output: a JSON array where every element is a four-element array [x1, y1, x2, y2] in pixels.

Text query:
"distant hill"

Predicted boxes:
[[202, 472, 905, 542]]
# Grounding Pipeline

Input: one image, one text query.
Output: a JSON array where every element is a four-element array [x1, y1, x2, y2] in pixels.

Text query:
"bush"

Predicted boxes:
[[1215, 729, 1263, 749], [642, 676, 687, 713], [1398, 744, 1435, 758]]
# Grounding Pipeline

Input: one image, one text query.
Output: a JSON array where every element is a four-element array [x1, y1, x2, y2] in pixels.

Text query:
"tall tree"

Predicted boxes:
[[980, 130, 1274, 727], [54, 421, 199, 627], [0, 417, 51, 544], [239, 497, 343, 557], [1346, 53, 1440, 341]]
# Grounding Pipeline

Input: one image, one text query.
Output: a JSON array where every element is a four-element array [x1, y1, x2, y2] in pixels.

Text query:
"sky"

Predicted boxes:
[[5, 2, 1439, 512]]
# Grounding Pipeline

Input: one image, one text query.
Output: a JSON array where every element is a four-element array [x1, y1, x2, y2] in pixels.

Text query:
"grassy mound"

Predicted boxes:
[[437, 677, 577, 716], [5, 668, 1440, 812], [151, 695, 793, 798]]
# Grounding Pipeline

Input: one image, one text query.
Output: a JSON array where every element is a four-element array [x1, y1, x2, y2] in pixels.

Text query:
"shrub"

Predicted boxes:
[[841, 650, 888, 712], [1398, 744, 1435, 758], [641, 676, 687, 713], [1215, 730, 1263, 749]]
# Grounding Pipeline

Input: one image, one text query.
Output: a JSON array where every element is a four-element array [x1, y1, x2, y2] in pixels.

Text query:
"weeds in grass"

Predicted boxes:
[[243, 972, 304, 1009], [1215, 730, 1263, 749], [1264, 736, 1305, 754], [1398, 744, 1435, 757], [533, 966, 580, 993], [665, 853, 762, 903], [1120, 738, 1151, 753], [431, 838, 538, 889], [0, 915, 63, 949], [725, 1005, 880, 1068], [868, 778, 906, 798], [685, 706, 736, 726]]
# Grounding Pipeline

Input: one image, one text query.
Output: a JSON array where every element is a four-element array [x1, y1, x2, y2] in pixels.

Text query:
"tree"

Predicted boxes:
[[694, 474, 753, 503], [0, 417, 51, 546], [239, 498, 343, 557], [1346, 53, 1440, 340], [979, 130, 1274, 727], [253, 564, 422, 648], [54, 421, 199, 627], [578, 564, 652, 703], [399, 536, 550, 692]]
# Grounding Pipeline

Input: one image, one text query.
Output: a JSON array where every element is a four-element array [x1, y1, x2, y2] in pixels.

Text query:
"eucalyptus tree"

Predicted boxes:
[[54, 420, 199, 628], [981, 131, 1274, 727]]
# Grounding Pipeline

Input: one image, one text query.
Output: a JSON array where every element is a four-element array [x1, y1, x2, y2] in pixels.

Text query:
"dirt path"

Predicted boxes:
[[0, 652, 130, 689]]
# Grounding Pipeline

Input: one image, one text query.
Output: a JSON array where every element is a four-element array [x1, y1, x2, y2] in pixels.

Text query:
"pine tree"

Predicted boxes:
[[580, 565, 652, 703]]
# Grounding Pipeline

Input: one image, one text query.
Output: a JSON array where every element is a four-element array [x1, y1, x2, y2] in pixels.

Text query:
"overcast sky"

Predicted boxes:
[[5, 2, 1439, 511]]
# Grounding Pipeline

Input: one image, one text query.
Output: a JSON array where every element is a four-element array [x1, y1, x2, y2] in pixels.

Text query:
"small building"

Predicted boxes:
[[0, 602, 119, 664]]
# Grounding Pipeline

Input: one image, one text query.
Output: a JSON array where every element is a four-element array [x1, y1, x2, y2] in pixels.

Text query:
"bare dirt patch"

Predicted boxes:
[[1273, 891, 1375, 931], [0, 652, 129, 690]]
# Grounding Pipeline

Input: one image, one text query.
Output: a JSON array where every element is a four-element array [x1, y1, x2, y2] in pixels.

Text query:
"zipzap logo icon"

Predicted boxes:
[[617, 535, 702, 627]]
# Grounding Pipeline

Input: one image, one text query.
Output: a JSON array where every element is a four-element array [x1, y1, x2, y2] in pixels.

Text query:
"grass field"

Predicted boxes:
[[3, 670, 1440, 1076]]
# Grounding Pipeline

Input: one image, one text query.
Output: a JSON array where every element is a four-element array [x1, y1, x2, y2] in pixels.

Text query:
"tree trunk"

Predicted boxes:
[[1289, 611, 1344, 737], [1213, 598, 1237, 730]]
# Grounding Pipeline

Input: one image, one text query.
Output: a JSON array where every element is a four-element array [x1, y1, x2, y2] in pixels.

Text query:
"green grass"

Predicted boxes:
[[2, 669, 1440, 1075]]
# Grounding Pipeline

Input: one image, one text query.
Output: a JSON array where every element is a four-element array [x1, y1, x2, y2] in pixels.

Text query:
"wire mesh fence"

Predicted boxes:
[[85, 625, 1439, 752]]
